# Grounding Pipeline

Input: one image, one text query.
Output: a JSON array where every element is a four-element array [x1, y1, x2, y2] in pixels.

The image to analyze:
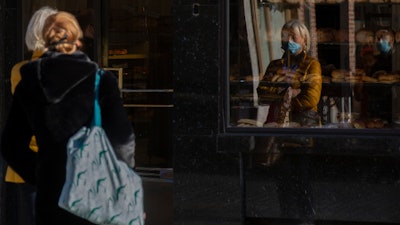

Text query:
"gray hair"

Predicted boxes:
[[282, 19, 311, 52], [25, 6, 58, 51]]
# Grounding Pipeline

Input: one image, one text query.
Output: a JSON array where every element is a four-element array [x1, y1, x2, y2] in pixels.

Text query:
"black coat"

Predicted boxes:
[[1, 51, 135, 225]]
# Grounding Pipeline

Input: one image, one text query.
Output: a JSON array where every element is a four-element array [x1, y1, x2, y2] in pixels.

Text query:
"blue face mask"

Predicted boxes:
[[284, 40, 301, 55], [378, 40, 391, 53]]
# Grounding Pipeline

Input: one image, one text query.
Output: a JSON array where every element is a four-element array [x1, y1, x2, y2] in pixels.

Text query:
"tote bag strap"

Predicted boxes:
[[92, 69, 103, 127]]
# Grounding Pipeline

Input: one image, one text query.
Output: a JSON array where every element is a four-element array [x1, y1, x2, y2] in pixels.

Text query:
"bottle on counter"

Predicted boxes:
[[320, 96, 330, 124], [330, 97, 339, 123]]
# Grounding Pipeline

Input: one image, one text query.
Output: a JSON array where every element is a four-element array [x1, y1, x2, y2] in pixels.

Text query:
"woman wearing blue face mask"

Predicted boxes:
[[255, 19, 322, 225], [378, 39, 391, 54], [370, 29, 395, 76], [257, 19, 322, 127], [355, 29, 395, 121]]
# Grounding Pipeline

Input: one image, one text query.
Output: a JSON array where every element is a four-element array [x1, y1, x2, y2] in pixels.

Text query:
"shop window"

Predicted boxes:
[[227, 0, 400, 135], [22, 0, 174, 168]]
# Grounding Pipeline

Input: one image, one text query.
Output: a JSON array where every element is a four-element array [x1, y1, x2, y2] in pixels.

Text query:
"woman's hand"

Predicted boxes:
[[289, 87, 301, 98], [284, 70, 301, 88]]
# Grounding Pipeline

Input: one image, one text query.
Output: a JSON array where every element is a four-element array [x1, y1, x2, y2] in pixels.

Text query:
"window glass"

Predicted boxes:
[[105, 0, 173, 167], [228, 0, 400, 131], [23, 0, 174, 168]]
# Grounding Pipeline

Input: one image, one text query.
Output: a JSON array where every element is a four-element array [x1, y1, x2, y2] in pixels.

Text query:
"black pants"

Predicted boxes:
[[4, 182, 36, 225]]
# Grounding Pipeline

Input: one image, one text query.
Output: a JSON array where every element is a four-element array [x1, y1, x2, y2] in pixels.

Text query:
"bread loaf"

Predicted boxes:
[[356, 29, 374, 44], [378, 74, 400, 83], [317, 28, 335, 43], [331, 69, 348, 82], [335, 29, 349, 42], [365, 118, 385, 128], [352, 119, 365, 129], [361, 75, 378, 83], [396, 31, 400, 43]]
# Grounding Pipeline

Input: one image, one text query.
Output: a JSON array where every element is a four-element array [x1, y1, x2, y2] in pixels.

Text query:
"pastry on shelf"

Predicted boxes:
[[372, 70, 387, 78], [285, 0, 301, 3], [108, 49, 128, 55], [331, 69, 348, 82], [365, 118, 386, 128], [345, 75, 362, 83], [377, 73, 400, 83], [354, 69, 366, 76], [344, 69, 363, 83], [317, 28, 336, 43], [369, 0, 390, 3], [355, 28, 374, 44], [326, 0, 344, 3], [322, 76, 331, 83], [335, 29, 349, 42], [352, 118, 387, 129], [361, 75, 378, 83], [395, 31, 400, 43], [352, 119, 366, 129], [237, 118, 258, 127]]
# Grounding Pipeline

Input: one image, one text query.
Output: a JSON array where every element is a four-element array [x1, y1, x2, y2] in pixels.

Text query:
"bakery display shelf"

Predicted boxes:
[[123, 104, 174, 108], [108, 54, 147, 60], [121, 88, 173, 93], [355, 2, 400, 6], [231, 80, 400, 86], [231, 95, 257, 103], [231, 81, 398, 102], [329, 81, 400, 85], [317, 42, 349, 46], [314, 1, 398, 5]]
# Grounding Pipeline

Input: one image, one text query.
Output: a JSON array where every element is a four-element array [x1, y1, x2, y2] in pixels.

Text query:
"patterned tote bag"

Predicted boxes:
[[58, 70, 144, 225]]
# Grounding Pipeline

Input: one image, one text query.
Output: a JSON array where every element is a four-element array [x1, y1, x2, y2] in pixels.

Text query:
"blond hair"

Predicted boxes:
[[25, 6, 58, 51], [43, 11, 83, 54], [282, 19, 311, 52]]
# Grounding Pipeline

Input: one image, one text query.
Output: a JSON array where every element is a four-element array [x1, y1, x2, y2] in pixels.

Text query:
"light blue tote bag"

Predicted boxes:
[[58, 70, 144, 225]]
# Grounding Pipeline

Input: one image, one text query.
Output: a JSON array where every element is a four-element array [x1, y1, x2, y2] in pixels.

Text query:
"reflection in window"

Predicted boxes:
[[229, 1, 400, 130]]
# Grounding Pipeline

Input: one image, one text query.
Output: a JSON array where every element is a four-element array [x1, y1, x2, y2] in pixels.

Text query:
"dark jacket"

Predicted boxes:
[[1, 51, 135, 225]]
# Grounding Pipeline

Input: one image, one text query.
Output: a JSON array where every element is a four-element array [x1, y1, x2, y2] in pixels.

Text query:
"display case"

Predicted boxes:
[[228, 0, 400, 135], [223, 2, 400, 224]]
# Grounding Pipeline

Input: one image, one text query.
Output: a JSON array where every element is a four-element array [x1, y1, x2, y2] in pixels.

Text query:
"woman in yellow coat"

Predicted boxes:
[[257, 19, 322, 127], [4, 6, 57, 225], [7, 5, 57, 183], [255, 20, 322, 224]]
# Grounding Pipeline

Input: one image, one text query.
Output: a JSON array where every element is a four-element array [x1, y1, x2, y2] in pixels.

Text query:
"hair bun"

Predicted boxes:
[[43, 11, 83, 54]]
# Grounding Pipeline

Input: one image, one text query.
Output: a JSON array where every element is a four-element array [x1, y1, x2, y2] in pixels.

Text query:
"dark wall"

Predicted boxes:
[[0, 0, 20, 127], [0, 0, 20, 224], [173, 1, 242, 224]]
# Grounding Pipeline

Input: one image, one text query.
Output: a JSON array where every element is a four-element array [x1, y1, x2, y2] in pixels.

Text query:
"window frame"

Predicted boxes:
[[221, 0, 400, 138]]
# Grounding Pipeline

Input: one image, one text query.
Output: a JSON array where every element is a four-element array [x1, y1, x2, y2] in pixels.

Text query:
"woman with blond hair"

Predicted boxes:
[[255, 20, 320, 225], [257, 19, 322, 127], [5, 6, 57, 225], [1, 11, 136, 225]]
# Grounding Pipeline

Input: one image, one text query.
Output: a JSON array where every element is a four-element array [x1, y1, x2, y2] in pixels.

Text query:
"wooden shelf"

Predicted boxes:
[[108, 54, 147, 60]]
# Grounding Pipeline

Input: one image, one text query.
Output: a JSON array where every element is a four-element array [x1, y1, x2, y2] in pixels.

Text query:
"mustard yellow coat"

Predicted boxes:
[[5, 51, 42, 183], [257, 52, 322, 113]]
